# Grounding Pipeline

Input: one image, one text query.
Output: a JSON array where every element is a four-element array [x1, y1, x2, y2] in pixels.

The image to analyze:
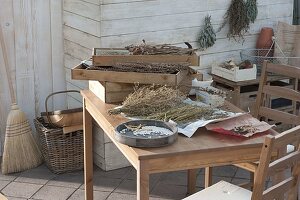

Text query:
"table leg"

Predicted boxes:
[[233, 86, 241, 108], [84, 99, 93, 200], [205, 167, 213, 188], [187, 169, 197, 194], [137, 161, 149, 200]]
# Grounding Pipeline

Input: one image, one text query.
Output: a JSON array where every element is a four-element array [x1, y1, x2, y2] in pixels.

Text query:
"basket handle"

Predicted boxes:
[[45, 90, 80, 127]]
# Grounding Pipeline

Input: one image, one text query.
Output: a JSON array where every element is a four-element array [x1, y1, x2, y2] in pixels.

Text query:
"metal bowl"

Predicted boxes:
[[115, 120, 178, 147]]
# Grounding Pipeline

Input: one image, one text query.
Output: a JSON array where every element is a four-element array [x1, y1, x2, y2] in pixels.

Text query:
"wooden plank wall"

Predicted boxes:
[[0, 0, 66, 154], [63, 0, 293, 101]]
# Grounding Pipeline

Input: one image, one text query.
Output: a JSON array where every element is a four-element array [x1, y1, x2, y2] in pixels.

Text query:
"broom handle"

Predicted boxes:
[[0, 22, 16, 104]]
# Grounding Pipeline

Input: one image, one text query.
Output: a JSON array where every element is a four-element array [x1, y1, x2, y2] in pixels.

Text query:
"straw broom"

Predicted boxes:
[[0, 22, 43, 174]]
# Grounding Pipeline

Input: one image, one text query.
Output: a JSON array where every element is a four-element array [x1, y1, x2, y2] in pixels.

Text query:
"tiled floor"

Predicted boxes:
[[0, 164, 252, 200]]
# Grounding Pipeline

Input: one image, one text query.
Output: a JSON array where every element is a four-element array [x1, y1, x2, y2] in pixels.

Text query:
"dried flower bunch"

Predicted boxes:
[[148, 104, 229, 124], [109, 85, 230, 124], [88, 62, 189, 74], [219, 0, 257, 40], [246, 0, 258, 23], [125, 41, 195, 55], [109, 85, 186, 117], [193, 86, 227, 98], [232, 124, 258, 135], [197, 15, 216, 50], [220, 60, 253, 70]]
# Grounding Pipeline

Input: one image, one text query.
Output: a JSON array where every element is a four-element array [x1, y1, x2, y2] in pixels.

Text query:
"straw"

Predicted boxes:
[[0, 21, 43, 174]]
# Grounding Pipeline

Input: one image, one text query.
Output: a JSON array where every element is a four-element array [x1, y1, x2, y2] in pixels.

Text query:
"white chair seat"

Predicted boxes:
[[183, 181, 251, 200]]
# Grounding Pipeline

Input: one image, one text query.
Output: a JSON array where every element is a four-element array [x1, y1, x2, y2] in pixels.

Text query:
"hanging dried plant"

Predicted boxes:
[[197, 15, 216, 50], [218, 0, 257, 40], [246, 0, 258, 23]]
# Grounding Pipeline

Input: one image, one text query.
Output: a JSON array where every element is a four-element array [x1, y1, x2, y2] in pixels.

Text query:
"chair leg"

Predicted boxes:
[[187, 169, 197, 195], [205, 167, 213, 188], [250, 172, 254, 190]]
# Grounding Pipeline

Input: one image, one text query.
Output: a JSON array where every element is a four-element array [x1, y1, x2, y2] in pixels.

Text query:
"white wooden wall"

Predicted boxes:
[[0, 0, 66, 153], [64, 0, 293, 100]]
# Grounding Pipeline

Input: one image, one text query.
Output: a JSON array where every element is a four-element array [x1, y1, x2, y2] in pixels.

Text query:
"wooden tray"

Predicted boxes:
[[71, 64, 188, 86], [92, 48, 199, 66], [115, 120, 178, 147]]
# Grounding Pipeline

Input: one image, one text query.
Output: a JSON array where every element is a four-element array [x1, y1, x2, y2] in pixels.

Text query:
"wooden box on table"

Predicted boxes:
[[72, 49, 200, 102], [211, 64, 257, 82], [89, 81, 137, 103], [92, 48, 199, 66], [72, 63, 195, 103]]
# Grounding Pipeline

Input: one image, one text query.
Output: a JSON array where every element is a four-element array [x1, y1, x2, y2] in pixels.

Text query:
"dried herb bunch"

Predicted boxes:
[[88, 62, 189, 74], [197, 15, 216, 50], [194, 86, 227, 98], [148, 104, 229, 124], [246, 0, 258, 23], [219, 0, 257, 40], [108, 85, 186, 117], [223, 0, 249, 39], [232, 124, 258, 135], [125, 41, 195, 55], [113, 62, 189, 73], [109, 85, 230, 124]]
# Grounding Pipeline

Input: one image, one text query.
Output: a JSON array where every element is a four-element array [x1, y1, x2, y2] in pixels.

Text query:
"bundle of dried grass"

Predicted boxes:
[[109, 85, 185, 117], [109, 85, 230, 124], [148, 104, 229, 124], [88, 62, 189, 74], [218, 0, 250, 40], [125, 42, 195, 55], [113, 62, 189, 73]]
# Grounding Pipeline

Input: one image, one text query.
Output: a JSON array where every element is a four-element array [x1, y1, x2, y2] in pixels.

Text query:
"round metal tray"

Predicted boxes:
[[115, 120, 178, 147]]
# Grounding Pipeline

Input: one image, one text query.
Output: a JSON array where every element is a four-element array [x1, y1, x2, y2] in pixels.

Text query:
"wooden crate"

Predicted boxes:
[[89, 81, 136, 103], [92, 48, 199, 66], [72, 64, 188, 86], [212, 65, 257, 82], [92, 123, 130, 171], [215, 80, 294, 113], [89, 67, 203, 103]]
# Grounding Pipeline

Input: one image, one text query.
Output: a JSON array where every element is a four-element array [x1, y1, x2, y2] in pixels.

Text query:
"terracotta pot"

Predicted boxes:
[[256, 27, 274, 49], [256, 27, 274, 57]]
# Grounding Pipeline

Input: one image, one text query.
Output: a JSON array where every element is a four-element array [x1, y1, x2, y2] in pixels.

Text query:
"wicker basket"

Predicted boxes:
[[41, 90, 83, 134], [34, 117, 83, 174]]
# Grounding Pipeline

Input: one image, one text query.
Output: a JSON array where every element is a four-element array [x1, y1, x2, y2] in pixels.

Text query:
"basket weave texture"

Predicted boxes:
[[34, 117, 83, 174]]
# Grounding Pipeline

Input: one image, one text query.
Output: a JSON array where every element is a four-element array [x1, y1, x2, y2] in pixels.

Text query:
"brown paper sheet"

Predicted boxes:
[[205, 114, 273, 137]]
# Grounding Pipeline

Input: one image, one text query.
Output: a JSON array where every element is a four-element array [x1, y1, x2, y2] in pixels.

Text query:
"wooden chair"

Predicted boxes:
[[0, 193, 7, 200], [205, 61, 300, 188], [234, 61, 300, 184], [184, 125, 300, 200]]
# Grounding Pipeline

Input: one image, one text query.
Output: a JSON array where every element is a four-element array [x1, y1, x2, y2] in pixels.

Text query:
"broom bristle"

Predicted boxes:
[[2, 104, 43, 174]]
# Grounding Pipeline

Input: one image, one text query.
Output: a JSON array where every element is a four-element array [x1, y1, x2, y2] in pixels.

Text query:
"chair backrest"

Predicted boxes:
[[254, 61, 300, 127], [251, 125, 300, 200]]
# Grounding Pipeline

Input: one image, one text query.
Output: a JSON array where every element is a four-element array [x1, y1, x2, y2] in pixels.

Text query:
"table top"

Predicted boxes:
[[212, 74, 288, 87], [82, 90, 276, 161]]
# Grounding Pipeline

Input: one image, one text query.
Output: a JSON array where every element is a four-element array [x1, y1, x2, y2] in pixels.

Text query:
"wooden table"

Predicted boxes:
[[81, 90, 275, 200], [212, 74, 290, 111]]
